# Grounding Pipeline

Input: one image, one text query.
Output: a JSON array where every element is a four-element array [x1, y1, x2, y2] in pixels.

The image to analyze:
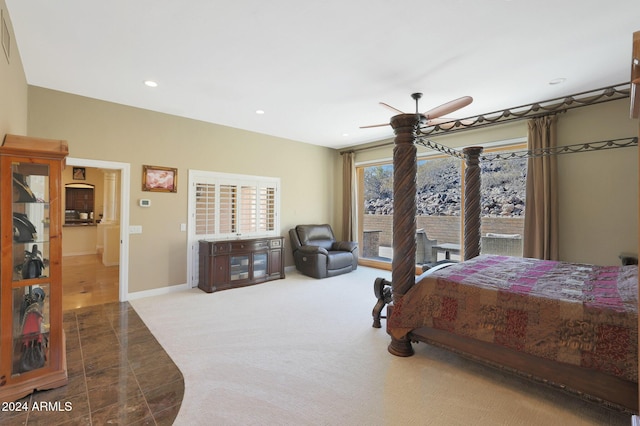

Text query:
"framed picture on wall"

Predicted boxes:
[[72, 167, 86, 180], [142, 165, 177, 193]]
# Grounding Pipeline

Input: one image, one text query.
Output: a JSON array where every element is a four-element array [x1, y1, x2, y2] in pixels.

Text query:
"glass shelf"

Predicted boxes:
[[254, 253, 267, 278]]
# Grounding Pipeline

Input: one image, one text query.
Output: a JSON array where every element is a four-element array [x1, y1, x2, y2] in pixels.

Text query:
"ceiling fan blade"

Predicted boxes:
[[360, 123, 390, 129], [423, 96, 473, 119], [379, 102, 405, 115]]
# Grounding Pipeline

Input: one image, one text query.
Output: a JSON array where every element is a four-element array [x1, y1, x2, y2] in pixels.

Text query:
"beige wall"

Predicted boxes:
[[0, 1, 27, 136], [351, 98, 638, 266], [62, 226, 98, 256], [556, 99, 638, 265], [27, 86, 341, 292]]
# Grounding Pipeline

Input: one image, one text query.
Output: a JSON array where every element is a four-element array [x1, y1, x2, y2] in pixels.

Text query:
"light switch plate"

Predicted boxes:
[[129, 225, 143, 234]]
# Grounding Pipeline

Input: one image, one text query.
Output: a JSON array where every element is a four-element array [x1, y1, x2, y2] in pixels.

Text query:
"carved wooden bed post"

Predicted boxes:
[[463, 146, 483, 260], [387, 113, 423, 356]]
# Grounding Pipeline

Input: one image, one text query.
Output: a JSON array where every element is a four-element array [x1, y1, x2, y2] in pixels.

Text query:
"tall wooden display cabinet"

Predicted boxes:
[[0, 135, 68, 401]]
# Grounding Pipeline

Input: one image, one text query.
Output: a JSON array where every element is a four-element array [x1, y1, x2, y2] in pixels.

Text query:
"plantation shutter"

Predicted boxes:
[[191, 172, 279, 240], [258, 185, 276, 232], [195, 183, 216, 236], [239, 185, 258, 233], [219, 184, 237, 235]]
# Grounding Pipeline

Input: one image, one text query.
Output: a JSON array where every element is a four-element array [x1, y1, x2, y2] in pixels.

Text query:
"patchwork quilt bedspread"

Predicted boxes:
[[388, 255, 638, 382]]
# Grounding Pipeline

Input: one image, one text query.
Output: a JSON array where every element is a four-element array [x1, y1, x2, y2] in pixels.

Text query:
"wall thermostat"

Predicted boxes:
[[139, 199, 151, 207]]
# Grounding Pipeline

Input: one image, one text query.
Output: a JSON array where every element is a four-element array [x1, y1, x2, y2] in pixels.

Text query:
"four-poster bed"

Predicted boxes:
[[372, 83, 640, 412]]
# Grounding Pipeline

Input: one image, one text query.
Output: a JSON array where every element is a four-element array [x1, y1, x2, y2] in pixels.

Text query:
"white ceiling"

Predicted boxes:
[[5, 0, 640, 149]]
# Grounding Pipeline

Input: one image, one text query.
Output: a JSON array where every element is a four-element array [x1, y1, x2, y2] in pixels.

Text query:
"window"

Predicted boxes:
[[357, 142, 526, 266], [359, 155, 462, 265], [191, 171, 280, 240], [479, 146, 527, 257]]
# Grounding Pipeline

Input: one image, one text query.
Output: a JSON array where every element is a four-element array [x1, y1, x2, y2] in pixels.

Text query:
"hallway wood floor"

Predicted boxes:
[[62, 254, 119, 311]]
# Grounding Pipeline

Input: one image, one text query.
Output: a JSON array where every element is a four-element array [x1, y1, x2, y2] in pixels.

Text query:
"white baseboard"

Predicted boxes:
[[63, 251, 99, 257], [128, 269, 296, 301], [127, 282, 190, 301]]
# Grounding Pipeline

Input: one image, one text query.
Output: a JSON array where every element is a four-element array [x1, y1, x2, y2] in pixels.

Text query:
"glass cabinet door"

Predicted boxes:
[[253, 253, 267, 279], [230, 255, 249, 281], [10, 163, 51, 376], [11, 285, 50, 375]]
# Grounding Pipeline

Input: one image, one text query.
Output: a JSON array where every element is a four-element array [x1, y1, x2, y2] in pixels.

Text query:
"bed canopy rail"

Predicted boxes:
[[418, 83, 630, 136], [415, 136, 638, 160], [478, 137, 638, 160], [343, 83, 631, 156]]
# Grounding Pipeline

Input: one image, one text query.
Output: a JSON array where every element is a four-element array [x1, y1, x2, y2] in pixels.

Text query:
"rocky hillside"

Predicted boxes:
[[364, 157, 527, 217]]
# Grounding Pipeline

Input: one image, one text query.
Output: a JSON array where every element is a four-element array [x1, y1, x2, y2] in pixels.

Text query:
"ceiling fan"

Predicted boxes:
[[361, 93, 473, 130]]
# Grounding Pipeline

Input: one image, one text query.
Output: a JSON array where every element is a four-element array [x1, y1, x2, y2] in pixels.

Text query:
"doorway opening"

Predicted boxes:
[[62, 158, 130, 310]]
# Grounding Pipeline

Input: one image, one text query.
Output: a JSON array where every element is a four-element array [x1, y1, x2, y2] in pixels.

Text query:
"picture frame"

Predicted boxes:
[[142, 165, 177, 193], [72, 167, 86, 180]]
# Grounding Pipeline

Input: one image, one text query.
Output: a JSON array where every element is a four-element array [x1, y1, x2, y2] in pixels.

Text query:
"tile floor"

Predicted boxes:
[[0, 302, 184, 425]]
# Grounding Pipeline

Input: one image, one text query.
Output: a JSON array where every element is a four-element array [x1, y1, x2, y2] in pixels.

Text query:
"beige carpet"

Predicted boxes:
[[130, 266, 631, 426]]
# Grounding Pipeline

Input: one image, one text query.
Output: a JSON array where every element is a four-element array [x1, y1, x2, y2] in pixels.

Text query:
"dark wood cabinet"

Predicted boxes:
[[64, 185, 95, 224], [65, 187, 94, 212], [198, 237, 285, 293]]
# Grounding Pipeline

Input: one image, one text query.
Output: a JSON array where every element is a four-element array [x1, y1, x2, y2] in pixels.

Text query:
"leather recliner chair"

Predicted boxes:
[[289, 224, 358, 279]]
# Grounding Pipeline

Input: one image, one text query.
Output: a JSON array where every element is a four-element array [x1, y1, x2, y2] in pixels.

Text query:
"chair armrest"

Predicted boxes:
[[333, 241, 358, 253], [298, 245, 329, 256]]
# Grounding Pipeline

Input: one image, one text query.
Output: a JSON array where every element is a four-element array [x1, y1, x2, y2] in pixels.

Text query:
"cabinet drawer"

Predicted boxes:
[[270, 239, 282, 248], [212, 243, 229, 254], [231, 240, 269, 251]]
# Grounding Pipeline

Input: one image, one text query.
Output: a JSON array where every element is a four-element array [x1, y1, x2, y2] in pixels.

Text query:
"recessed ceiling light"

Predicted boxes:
[[342, 133, 349, 137], [144, 80, 158, 88], [549, 78, 566, 85], [255, 110, 265, 115]]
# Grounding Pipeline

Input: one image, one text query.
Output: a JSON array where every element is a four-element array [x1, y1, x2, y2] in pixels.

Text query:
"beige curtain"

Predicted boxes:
[[341, 151, 357, 241], [523, 115, 559, 260]]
